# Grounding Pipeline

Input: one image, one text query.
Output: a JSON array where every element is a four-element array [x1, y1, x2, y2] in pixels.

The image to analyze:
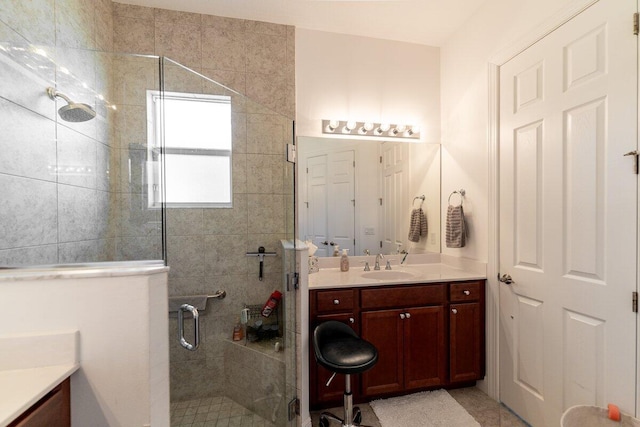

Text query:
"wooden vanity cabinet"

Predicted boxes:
[[449, 281, 485, 383], [9, 377, 70, 427], [359, 285, 446, 397], [309, 280, 485, 408], [309, 289, 359, 406]]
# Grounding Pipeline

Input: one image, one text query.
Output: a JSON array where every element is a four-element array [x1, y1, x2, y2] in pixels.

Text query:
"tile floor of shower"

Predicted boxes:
[[171, 386, 528, 427], [170, 395, 277, 427]]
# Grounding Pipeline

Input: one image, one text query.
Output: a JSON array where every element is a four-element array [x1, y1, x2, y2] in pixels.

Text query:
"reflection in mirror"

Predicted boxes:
[[297, 136, 440, 257]]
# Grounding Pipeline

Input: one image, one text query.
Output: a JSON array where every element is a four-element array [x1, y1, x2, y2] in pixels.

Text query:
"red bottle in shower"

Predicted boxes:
[[261, 290, 282, 317]]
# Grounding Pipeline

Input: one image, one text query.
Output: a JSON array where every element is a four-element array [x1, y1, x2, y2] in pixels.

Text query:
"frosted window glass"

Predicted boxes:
[[164, 154, 231, 204], [164, 98, 231, 150]]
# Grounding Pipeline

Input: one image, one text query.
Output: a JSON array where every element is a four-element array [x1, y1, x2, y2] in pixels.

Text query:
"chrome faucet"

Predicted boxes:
[[374, 253, 384, 270]]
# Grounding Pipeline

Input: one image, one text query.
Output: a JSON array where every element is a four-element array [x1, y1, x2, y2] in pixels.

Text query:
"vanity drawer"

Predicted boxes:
[[449, 281, 482, 302], [360, 284, 446, 309], [315, 289, 355, 313]]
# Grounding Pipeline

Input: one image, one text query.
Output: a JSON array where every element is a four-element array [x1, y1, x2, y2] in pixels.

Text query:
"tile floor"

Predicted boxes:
[[310, 386, 530, 427], [172, 387, 528, 427], [170, 396, 276, 427]]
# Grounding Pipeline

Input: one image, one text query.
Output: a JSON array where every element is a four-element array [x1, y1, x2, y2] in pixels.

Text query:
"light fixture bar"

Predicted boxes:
[[322, 120, 420, 139]]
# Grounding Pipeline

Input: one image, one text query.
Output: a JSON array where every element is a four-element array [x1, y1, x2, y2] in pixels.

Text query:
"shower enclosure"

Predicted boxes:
[[0, 31, 297, 426]]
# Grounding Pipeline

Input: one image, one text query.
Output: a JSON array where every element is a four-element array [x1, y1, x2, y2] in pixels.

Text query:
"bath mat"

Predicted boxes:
[[370, 389, 480, 427]]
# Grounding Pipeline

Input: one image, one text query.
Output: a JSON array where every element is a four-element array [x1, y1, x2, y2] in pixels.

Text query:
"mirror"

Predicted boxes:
[[297, 136, 440, 257]]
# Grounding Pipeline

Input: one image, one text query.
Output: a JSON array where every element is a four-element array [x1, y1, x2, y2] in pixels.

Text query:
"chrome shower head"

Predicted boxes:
[[46, 87, 96, 122]]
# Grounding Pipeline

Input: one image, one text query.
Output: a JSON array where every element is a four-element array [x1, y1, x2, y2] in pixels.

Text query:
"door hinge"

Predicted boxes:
[[633, 291, 638, 313], [379, 156, 383, 164], [623, 151, 639, 174], [288, 398, 300, 420], [353, 160, 356, 167], [286, 143, 296, 163], [379, 241, 383, 248], [634, 13, 639, 35], [287, 272, 299, 291], [379, 198, 383, 206]]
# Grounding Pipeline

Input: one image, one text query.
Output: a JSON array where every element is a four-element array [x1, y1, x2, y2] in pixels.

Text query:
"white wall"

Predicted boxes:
[[296, 29, 440, 142], [440, 0, 580, 261], [0, 268, 169, 427]]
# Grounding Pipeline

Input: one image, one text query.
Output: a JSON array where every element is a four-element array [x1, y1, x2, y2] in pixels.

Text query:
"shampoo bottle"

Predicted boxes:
[[340, 249, 350, 272]]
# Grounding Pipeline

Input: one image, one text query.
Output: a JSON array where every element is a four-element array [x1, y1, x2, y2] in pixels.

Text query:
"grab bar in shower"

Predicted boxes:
[[178, 303, 199, 351]]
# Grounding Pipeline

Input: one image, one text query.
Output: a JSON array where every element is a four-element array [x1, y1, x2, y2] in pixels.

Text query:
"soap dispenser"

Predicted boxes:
[[340, 249, 350, 272], [333, 245, 340, 257]]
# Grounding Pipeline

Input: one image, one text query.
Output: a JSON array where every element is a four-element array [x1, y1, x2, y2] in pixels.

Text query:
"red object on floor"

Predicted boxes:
[[608, 403, 621, 422]]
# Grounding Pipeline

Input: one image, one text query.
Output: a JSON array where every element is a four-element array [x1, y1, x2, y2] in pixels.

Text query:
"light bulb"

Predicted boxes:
[[375, 123, 391, 135], [395, 124, 406, 132], [405, 125, 420, 136], [343, 120, 357, 133], [326, 120, 340, 132], [358, 122, 374, 134]]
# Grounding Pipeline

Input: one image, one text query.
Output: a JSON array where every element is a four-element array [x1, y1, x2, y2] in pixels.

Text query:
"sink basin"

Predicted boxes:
[[361, 271, 415, 280]]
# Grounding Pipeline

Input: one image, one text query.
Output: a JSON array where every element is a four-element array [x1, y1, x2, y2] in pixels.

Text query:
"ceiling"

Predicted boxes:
[[118, 0, 487, 46]]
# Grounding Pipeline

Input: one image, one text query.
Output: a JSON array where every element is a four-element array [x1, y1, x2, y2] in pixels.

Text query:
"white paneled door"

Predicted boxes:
[[499, 0, 638, 425], [303, 150, 355, 256], [381, 141, 408, 255]]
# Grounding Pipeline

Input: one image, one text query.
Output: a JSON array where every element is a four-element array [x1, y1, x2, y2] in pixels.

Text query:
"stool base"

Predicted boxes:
[[318, 374, 372, 427]]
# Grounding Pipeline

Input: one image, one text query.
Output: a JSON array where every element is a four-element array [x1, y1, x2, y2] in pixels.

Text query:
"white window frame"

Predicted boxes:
[[146, 90, 233, 209]]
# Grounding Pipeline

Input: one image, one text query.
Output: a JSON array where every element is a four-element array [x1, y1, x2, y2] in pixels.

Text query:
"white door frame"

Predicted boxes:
[[486, 0, 602, 402]]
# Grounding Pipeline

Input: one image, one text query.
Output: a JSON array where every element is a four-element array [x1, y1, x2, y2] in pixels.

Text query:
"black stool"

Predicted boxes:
[[313, 320, 378, 427]]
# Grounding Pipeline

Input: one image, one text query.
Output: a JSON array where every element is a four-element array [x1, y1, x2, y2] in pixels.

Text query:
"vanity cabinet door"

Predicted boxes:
[[360, 308, 404, 396], [360, 305, 446, 397], [449, 302, 483, 383], [404, 305, 446, 390], [9, 378, 70, 427], [449, 280, 485, 384]]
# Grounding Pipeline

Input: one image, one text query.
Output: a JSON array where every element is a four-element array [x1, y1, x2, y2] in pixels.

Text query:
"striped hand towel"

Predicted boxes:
[[446, 205, 466, 248], [408, 208, 428, 242]]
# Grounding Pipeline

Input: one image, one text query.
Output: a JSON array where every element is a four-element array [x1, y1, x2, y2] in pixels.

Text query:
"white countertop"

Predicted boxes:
[[0, 364, 79, 427], [0, 331, 80, 427], [308, 256, 486, 289]]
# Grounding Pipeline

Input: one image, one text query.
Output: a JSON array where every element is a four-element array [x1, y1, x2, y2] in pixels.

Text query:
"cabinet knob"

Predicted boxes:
[[405, 312, 411, 319], [333, 299, 340, 305], [452, 308, 458, 314], [463, 290, 471, 296], [349, 317, 355, 324], [399, 313, 406, 320]]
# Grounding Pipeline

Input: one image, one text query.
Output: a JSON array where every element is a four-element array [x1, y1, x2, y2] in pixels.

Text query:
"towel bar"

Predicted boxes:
[[412, 195, 425, 207], [448, 189, 466, 206]]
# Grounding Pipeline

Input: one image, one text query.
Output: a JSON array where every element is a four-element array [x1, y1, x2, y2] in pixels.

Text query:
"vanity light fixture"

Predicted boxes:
[[322, 120, 420, 139]]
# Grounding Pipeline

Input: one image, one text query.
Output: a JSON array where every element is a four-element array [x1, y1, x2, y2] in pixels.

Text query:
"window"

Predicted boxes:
[[147, 90, 232, 208]]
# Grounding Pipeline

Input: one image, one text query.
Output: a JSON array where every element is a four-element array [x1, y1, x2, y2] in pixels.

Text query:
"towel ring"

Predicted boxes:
[[448, 189, 465, 206], [413, 195, 425, 207]]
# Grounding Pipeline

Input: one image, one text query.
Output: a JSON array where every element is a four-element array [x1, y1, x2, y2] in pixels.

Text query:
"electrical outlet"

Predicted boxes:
[[364, 227, 375, 235]]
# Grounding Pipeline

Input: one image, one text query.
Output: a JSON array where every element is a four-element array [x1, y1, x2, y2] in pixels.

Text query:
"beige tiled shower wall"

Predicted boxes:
[[111, 1, 297, 417], [0, 0, 122, 265]]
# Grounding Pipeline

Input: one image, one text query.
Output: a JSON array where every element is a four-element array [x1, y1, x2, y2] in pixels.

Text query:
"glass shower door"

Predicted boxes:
[[159, 58, 297, 426]]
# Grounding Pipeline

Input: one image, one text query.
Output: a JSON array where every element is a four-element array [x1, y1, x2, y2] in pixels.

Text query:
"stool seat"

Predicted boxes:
[[313, 321, 378, 375]]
